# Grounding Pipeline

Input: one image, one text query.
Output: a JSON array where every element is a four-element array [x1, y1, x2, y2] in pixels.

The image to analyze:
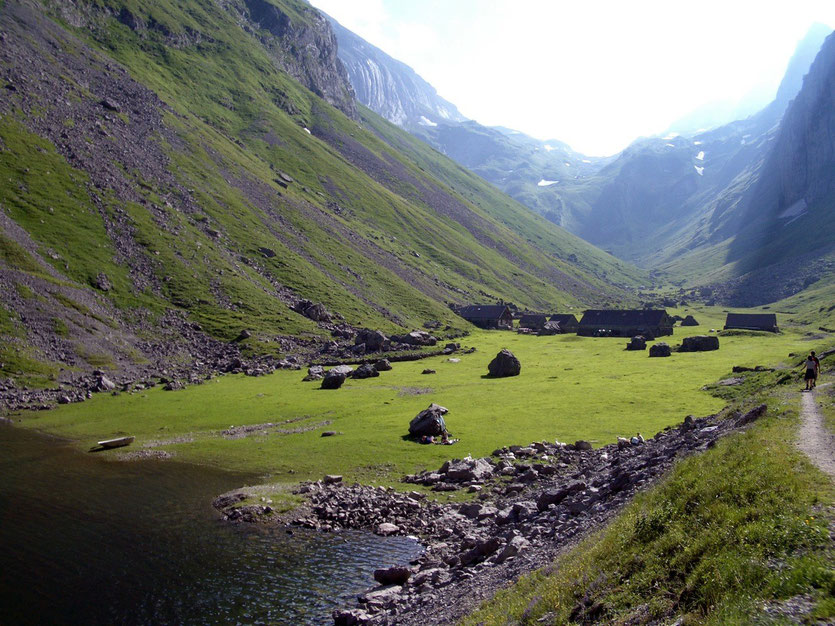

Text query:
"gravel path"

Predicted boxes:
[[798, 385, 835, 480]]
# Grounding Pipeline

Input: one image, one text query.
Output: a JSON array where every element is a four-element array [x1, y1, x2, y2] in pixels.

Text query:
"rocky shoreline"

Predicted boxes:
[[214, 404, 768, 625]]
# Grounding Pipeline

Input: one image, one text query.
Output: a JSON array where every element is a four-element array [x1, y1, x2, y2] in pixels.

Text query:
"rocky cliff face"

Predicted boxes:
[[772, 23, 833, 116], [229, 0, 357, 119], [723, 31, 835, 271], [768, 30, 835, 215], [326, 13, 465, 129]]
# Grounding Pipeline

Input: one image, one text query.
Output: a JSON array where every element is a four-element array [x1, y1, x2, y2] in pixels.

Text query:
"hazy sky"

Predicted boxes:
[[309, 0, 835, 155]]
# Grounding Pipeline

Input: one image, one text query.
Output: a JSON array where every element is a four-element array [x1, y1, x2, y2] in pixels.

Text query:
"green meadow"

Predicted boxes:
[[17, 307, 819, 486]]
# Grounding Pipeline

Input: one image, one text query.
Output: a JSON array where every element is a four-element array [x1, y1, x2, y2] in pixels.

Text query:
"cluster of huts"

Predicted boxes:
[[457, 305, 779, 336]]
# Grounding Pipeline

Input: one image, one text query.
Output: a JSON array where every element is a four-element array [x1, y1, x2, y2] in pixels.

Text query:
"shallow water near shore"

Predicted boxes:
[[0, 423, 422, 625]]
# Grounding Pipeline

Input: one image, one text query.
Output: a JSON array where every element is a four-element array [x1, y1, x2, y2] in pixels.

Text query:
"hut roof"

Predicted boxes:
[[549, 314, 579, 325], [459, 305, 511, 320], [579, 309, 670, 327], [519, 313, 547, 325], [724, 313, 777, 329]]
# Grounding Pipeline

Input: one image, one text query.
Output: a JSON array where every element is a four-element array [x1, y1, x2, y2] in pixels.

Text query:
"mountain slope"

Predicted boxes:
[[0, 0, 641, 385], [331, 14, 833, 303], [326, 13, 466, 131], [711, 29, 835, 304], [665, 23, 832, 136], [325, 13, 611, 231]]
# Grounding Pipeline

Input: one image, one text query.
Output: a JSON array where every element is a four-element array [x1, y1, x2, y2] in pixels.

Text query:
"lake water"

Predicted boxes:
[[0, 423, 422, 625]]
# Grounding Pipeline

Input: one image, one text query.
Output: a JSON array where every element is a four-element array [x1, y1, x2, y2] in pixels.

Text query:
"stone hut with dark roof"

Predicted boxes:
[[519, 314, 548, 330], [548, 314, 579, 333], [459, 305, 513, 330], [724, 313, 779, 333], [578, 309, 674, 338]]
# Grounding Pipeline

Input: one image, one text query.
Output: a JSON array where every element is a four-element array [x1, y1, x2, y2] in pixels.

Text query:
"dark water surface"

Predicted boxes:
[[0, 424, 422, 625]]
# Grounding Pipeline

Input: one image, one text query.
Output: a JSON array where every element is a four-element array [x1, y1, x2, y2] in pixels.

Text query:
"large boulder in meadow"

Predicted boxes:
[[391, 330, 437, 346], [679, 335, 719, 352], [409, 403, 448, 437], [303, 365, 325, 381], [351, 363, 379, 379], [649, 342, 672, 357], [626, 336, 647, 350], [487, 349, 521, 377], [355, 328, 388, 352], [373, 359, 392, 371], [321, 370, 347, 389]]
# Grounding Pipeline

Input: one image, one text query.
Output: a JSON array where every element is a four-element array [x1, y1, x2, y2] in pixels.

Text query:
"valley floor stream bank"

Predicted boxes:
[[214, 406, 769, 625]]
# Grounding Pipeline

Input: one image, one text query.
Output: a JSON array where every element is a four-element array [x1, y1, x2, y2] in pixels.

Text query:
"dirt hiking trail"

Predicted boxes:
[[798, 385, 835, 480]]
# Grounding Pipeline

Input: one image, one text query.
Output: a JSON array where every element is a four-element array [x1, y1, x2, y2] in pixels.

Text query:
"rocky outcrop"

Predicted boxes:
[[326, 13, 466, 130], [390, 331, 437, 347], [234, 0, 357, 118], [355, 329, 388, 352]]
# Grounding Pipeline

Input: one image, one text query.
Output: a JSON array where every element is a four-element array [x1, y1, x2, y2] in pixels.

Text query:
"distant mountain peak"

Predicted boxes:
[[323, 11, 467, 131]]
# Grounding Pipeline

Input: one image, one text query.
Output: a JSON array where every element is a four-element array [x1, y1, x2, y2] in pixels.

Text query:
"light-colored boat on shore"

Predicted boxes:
[[97, 436, 135, 449]]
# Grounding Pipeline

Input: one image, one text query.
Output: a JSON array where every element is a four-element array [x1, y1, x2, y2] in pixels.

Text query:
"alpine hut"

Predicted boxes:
[[459, 305, 514, 330], [578, 309, 674, 338], [723, 313, 778, 333], [548, 314, 580, 333], [519, 314, 548, 330]]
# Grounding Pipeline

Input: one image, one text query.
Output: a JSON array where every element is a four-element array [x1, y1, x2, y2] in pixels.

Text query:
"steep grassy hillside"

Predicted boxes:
[[0, 0, 643, 383]]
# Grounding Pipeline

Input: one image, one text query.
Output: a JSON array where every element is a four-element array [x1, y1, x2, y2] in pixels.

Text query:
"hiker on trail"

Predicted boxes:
[[802, 351, 820, 391], [811, 351, 820, 388]]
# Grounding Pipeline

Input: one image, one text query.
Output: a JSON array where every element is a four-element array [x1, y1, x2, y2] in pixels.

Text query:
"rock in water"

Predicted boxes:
[[487, 349, 521, 377], [376, 522, 399, 536], [374, 566, 411, 586]]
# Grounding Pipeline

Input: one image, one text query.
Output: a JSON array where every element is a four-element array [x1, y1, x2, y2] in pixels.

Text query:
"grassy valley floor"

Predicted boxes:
[[11, 307, 823, 487], [8, 306, 835, 624]]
